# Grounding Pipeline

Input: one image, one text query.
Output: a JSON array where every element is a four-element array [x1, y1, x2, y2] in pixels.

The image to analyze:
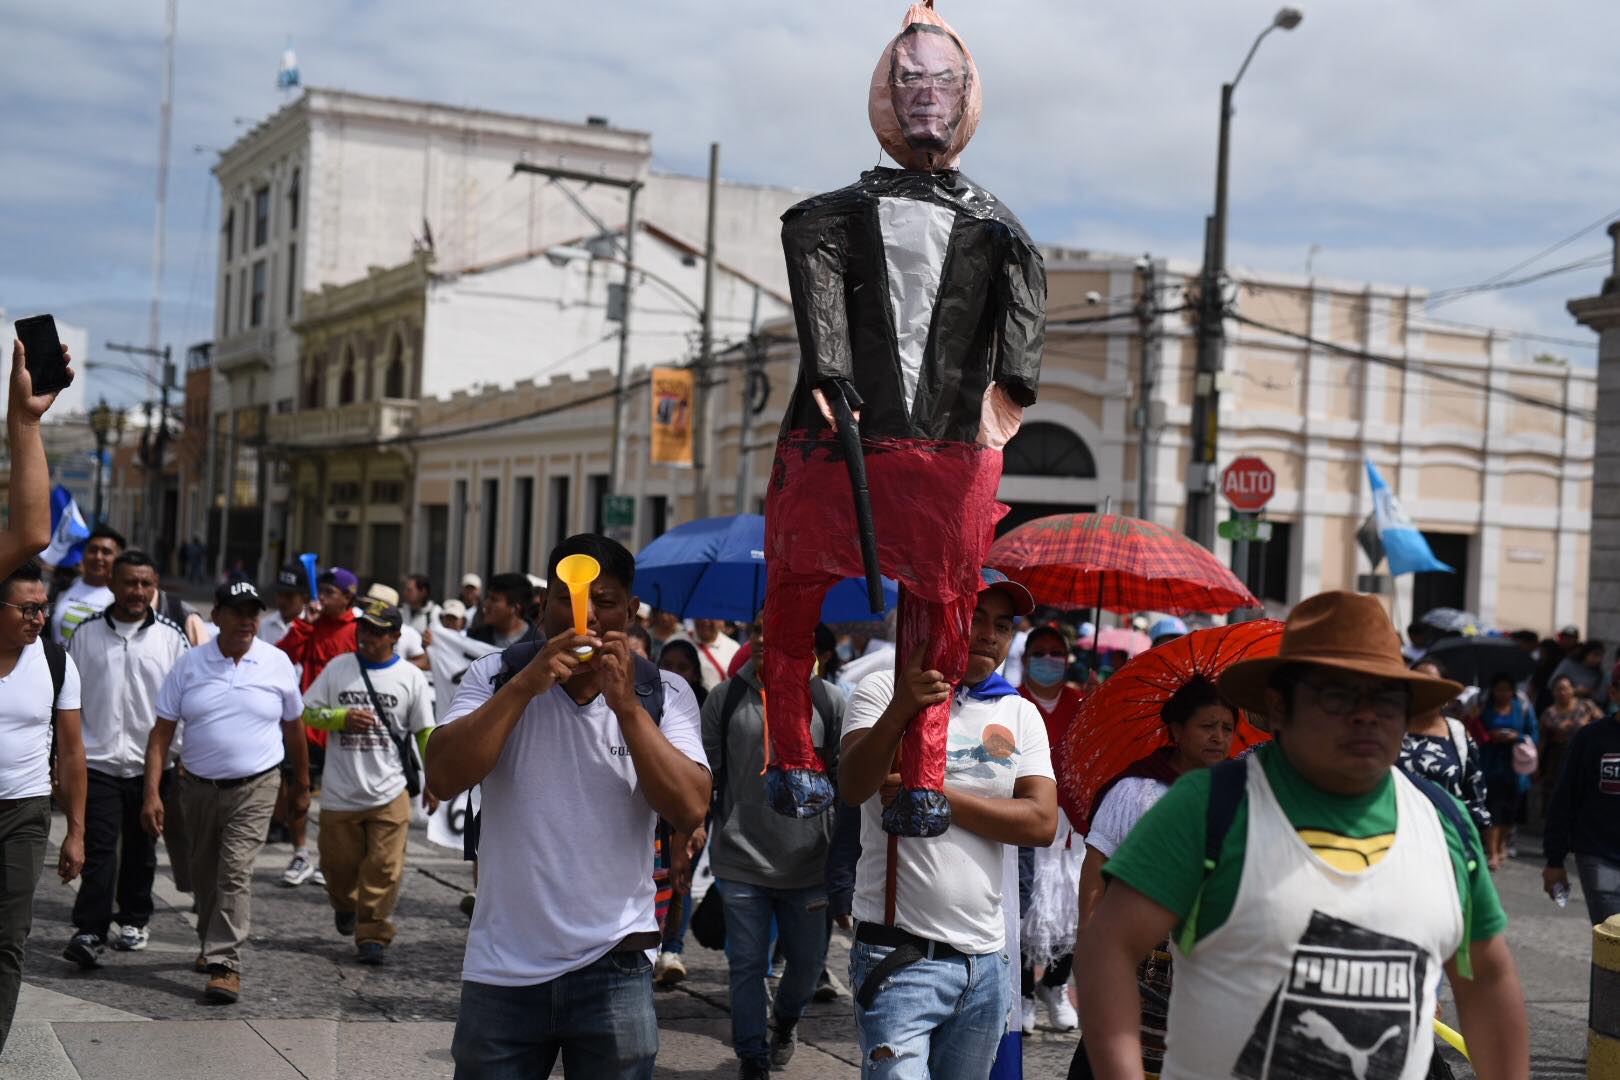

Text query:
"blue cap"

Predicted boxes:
[[1150, 616, 1190, 641], [978, 568, 1035, 617]]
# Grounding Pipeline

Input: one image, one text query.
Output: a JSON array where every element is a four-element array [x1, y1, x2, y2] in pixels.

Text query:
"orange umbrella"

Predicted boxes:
[[1058, 620, 1283, 831]]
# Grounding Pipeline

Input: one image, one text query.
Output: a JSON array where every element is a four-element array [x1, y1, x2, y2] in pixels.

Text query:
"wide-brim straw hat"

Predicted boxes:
[[1219, 591, 1463, 723]]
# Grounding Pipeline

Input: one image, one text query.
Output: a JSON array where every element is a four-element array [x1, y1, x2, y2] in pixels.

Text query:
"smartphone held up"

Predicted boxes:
[[13, 314, 74, 396]]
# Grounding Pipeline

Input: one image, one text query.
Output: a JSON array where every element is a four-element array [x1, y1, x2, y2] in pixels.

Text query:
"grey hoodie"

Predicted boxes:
[[702, 659, 845, 890]]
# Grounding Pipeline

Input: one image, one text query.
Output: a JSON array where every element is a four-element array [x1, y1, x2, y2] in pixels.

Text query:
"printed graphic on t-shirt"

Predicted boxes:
[[1601, 753, 1620, 795], [1234, 911, 1423, 1080], [1297, 830, 1395, 873], [945, 722, 1018, 781], [334, 687, 399, 752]]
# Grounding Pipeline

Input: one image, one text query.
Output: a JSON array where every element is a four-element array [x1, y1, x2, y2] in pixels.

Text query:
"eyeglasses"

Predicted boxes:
[[0, 601, 50, 621], [1298, 677, 1410, 721], [893, 71, 967, 92]]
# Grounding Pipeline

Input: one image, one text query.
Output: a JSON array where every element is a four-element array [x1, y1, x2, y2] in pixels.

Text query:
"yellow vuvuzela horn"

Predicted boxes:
[[555, 554, 601, 661]]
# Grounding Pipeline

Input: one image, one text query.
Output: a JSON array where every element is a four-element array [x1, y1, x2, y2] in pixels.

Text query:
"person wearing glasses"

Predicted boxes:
[[1077, 592, 1529, 1080], [0, 560, 86, 1052]]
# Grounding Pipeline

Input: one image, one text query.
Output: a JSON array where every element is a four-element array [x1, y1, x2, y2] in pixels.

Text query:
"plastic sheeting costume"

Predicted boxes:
[[763, 1, 1047, 837]]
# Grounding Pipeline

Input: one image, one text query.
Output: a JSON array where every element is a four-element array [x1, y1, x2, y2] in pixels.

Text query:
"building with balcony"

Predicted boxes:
[[269, 222, 788, 585], [211, 87, 802, 579]]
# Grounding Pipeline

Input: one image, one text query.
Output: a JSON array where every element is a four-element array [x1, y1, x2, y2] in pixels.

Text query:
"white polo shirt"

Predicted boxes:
[[155, 636, 303, 781], [69, 608, 190, 778], [442, 655, 708, 986], [0, 640, 83, 800]]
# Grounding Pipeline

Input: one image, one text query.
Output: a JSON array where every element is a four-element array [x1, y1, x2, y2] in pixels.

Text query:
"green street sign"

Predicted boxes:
[[602, 494, 635, 529], [1218, 518, 1273, 543]]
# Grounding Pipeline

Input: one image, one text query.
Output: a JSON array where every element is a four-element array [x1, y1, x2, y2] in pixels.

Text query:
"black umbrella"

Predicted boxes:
[[1420, 636, 1535, 689]]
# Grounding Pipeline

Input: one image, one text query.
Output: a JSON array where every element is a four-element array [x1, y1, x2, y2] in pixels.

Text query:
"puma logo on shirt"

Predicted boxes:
[[1291, 1012, 1403, 1080]]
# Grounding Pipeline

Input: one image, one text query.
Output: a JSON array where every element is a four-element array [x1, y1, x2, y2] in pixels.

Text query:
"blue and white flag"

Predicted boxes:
[[1366, 459, 1452, 576], [277, 44, 300, 90], [41, 484, 90, 568]]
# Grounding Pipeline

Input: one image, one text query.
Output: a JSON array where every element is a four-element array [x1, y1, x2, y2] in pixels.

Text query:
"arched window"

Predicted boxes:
[[384, 335, 406, 398], [338, 346, 356, 405], [302, 354, 324, 409], [1002, 421, 1097, 478]]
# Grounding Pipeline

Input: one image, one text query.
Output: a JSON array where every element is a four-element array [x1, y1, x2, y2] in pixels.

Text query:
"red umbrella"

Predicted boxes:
[[989, 513, 1259, 615], [1057, 620, 1283, 831], [1076, 627, 1154, 658]]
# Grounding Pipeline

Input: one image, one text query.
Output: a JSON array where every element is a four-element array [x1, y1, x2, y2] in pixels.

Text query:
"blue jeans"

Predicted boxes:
[[663, 891, 692, 955], [1577, 853, 1620, 926], [716, 878, 828, 1065], [849, 938, 1010, 1080], [451, 951, 658, 1079]]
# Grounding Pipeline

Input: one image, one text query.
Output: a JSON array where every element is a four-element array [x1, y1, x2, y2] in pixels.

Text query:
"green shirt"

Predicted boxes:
[[1101, 743, 1507, 972]]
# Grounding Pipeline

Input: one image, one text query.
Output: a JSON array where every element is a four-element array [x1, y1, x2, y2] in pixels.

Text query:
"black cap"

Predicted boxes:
[[358, 602, 403, 633], [275, 564, 304, 592], [214, 579, 267, 612]]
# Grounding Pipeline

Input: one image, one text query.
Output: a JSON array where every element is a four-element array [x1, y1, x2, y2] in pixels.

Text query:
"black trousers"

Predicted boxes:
[[72, 769, 169, 938]]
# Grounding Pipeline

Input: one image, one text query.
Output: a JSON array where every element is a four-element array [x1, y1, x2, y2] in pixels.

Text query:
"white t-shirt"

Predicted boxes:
[[442, 657, 709, 986], [427, 629, 500, 721], [52, 579, 113, 645], [1085, 776, 1171, 858], [397, 624, 426, 661], [259, 610, 295, 646], [845, 671, 1053, 954], [304, 653, 434, 811], [0, 640, 83, 799], [155, 637, 304, 780], [692, 633, 740, 690]]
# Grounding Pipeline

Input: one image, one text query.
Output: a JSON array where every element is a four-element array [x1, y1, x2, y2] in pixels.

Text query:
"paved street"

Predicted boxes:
[[0, 805, 1593, 1079]]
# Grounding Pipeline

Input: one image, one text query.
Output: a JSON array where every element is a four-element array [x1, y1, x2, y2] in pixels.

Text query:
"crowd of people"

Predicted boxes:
[[0, 336, 1554, 1079]]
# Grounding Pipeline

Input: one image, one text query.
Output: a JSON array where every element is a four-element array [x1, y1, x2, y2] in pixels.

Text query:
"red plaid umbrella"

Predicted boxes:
[[1057, 620, 1281, 831], [989, 513, 1258, 615]]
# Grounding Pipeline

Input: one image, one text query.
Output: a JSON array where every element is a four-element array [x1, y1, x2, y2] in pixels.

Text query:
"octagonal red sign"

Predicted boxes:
[[1221, 456, 1276, 513]]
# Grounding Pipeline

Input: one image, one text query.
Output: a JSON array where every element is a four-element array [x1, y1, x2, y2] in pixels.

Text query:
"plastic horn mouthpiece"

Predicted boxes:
[[555, 554, 601, 661]]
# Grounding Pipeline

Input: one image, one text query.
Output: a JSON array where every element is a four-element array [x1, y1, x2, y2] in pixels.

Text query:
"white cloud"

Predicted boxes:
[[3, 0, 1616, 405]]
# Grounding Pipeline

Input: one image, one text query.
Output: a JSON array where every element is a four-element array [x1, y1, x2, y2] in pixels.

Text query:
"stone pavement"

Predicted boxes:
[[0, 801, 1593, 1078]]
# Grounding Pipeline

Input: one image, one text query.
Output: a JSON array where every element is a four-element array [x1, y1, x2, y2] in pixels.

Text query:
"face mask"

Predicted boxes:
[[1026, 656, 1067, 687], [837, 642, 855, 662]]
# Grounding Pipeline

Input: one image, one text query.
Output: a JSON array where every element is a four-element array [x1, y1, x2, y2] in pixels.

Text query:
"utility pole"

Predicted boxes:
[[106, 341, 175, 559], [693, 142, 720, 519], [732, 285, 764, 514], [1187, 8, 1302, 550], [511, 160, 644, 532], [1135, 255, 1160, 521]]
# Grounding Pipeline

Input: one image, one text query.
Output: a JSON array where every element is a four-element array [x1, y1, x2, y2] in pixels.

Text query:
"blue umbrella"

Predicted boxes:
[[633, 514, 896, 623]]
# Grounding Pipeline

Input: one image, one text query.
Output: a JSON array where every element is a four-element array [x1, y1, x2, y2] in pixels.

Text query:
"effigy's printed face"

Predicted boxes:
[[890, 30, 969, 154]]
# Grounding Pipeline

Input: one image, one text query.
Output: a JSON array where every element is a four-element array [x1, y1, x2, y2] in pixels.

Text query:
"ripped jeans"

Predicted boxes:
[[849, 939, 1009, 1080]]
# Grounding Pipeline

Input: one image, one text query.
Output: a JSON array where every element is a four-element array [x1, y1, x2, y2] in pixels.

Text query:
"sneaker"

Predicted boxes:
[[739, 1059, 771, 1080], [63, 933, 104, 969], [111, 925, 149, 952], [768, 1021, 797, 1070], [356, 941, 386, 965], [459, 893, 476, 917], [1020, 995, 1038, 1036], [312, 867, 326, 887], [654, 951, 687, 987], [281, 852, 314, 887], [814, 967, 845, 1002], [335, 911, 357, 937], [1036, 982, 1079, 1032], [204, 965, 240, 1004]]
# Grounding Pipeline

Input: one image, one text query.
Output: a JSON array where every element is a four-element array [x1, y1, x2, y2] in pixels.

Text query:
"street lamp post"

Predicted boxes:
[[1186, 6, 1302, 550], [89, 399, 117, 524]]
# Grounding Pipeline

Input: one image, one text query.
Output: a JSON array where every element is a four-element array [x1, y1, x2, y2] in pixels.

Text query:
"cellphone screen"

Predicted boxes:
[[14, 314, 71, 395]]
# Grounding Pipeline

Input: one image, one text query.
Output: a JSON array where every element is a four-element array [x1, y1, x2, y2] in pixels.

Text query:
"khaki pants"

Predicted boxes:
[[318, 791, 411, 946], [181, 769, 278, 973]]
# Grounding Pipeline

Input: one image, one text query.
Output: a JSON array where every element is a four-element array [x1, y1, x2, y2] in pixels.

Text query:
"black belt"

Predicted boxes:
[[853, 923, 965, 1009], [186, 766, 277, 789]]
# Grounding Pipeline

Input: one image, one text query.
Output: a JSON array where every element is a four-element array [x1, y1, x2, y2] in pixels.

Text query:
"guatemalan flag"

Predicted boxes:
[[1365, 459, 1452, 576], [41, 485, 90, 568]]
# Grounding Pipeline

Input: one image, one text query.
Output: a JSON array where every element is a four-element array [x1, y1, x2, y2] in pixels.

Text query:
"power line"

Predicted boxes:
[[1231, 312, 1593, 423], [1426, 252, 1609, 309], [1434, 206, 1620, 300]]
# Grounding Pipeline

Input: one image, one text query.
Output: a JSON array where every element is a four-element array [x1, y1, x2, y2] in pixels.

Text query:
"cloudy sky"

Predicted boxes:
[[5, 1, 1615, 406]]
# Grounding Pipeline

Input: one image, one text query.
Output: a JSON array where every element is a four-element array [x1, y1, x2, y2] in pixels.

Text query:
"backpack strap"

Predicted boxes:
[[42, 637, 67, 769], [1405, 772, 1480, 874], [1179, 756, 1249, 954]]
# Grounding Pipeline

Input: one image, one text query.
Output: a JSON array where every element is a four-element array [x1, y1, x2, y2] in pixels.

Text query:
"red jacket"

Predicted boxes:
[[276, 610, 358, 747]]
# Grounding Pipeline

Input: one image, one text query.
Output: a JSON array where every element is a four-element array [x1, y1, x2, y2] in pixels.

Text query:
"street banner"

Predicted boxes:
[[41, 484, 89, 568], [650, 367, 694, 466], [1365, 459, 1452, 576]]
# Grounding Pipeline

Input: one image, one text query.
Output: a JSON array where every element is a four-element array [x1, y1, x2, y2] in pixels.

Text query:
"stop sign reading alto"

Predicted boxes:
[[1221, 456, 1276, 513]]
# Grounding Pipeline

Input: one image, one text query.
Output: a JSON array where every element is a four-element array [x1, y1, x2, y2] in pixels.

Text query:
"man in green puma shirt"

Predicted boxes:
[[1076, 591, 1528, 1080]]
